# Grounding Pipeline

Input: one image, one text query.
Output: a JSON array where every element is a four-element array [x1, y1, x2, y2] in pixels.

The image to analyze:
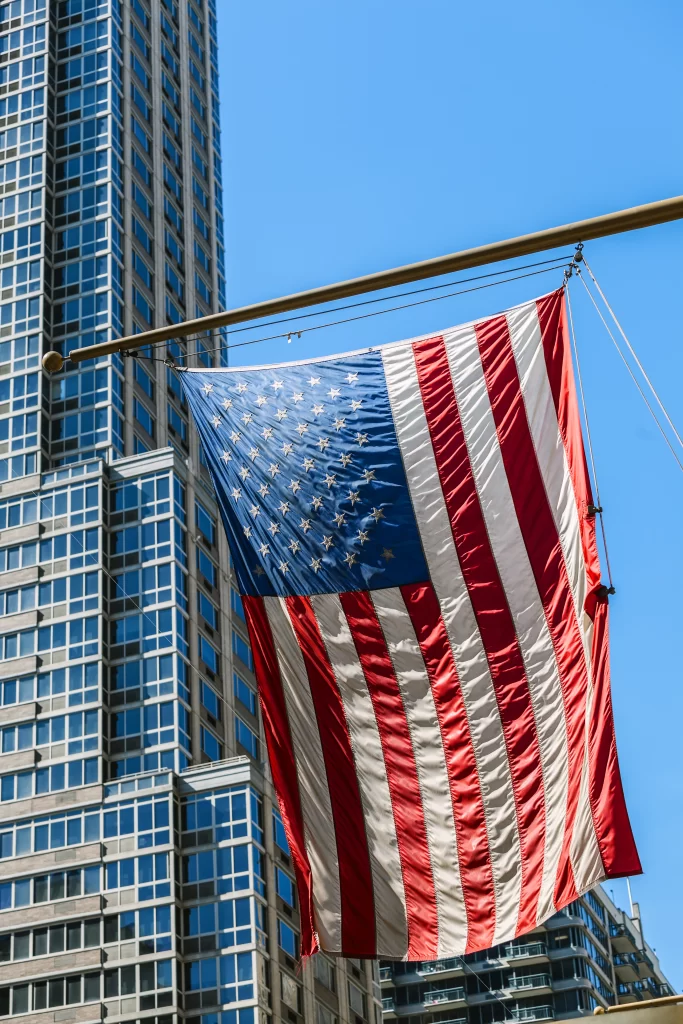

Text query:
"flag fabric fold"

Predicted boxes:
[[181, 288, 640, 960]]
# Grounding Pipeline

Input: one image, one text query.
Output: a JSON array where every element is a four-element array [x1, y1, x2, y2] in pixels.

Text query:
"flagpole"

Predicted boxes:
[[42, 193, 683, 372]]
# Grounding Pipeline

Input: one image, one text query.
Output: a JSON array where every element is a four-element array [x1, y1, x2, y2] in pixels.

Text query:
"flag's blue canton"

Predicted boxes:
[[181, 351, 429, 597]]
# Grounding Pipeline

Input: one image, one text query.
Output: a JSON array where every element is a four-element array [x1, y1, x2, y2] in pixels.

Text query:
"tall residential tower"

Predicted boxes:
[[0, 2, 380, 1024]]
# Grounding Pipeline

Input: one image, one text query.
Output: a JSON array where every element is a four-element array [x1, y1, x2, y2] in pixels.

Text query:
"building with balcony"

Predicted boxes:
[[380, 888, 673, 1024], [0, 1, 380, 1023]]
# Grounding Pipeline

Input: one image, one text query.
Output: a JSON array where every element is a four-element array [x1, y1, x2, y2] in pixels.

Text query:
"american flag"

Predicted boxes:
[[181, 288, 640, 960]]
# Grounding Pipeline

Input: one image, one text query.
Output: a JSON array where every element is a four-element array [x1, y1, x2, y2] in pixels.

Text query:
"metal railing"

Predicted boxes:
[[503, 943, 548, 959], [507, 975, 552, 991], [510, 1006, 554, 1021], [382, 998, 395, 1011], [423, 987, 467, 1005], [418, 958, 463, 975]]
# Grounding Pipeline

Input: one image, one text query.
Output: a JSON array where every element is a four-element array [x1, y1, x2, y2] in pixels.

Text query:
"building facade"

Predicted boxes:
[[0, 1, 378, 1024], [380, 887, 673, 1024]]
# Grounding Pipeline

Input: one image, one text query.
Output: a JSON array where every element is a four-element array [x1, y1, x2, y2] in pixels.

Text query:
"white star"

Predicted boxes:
[[357, 529, 369, 545], [212, 415, 221, 428], [222, 398, 233, 410], [324, 473, 336, 488], [347, 490, 361, 505], [248, 447, 260, 461], [268, 521, 280, 536], [281, 442, 294, 457], [279, 561, 289, 574], [231, 488, 242, 501], [278, 501, 291, 516], [381, 548, 395, 561], [221, 450, 232, 463], [317, 437, 330, 451], [259, 543, 270, 557], [262, 427, 274, 440], [345, 372, 358, 385], [249, 505, 260, 517], [289, 539, 301, 554], [308, 376, 321, 387], [276, 408, 287, 421], [230, 430, 241, 444], [321, 535, 334, 551], [350, 399, 363, 412], [327, 387, 341, 399], [370, 507, 384, 522], [292, 392, 304, 403], [310, 557, 322, 572], [258, 483, 270, 498], [302, 457, 315, 472], [344, 551, 358, 567], [289, 479, 301, 494], [271, 380, 284, 391], [254, 566, 266, 577], [269, 463, 280, 477], [239, 466, 250, 481], [333, 417, 345, 432], [241, 412, 253, 425], [312, 403, 325, 416], [311, 496, 323, 511], [256, 395, 268, 407], [333, 512, 346, 527], [355, 432, 369, 446], [300, 518, 312, 533], [339, 453, 352, 467], [296, 423, 308, 436], [362, 469, 376, 482], [243, 525, 252, 538], [236, 382, 248, 394], [201, 382, 213, 395]]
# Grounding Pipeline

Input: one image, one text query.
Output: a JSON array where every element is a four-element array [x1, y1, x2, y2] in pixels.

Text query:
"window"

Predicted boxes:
[[233, 674, 255, 716], [235, 717, 258, 760], [272, 811, 289, 854], [201, 681, 221, 720], [198, 591, 217, 629], [163, 163, 182, 201], [164, 196, 183, 233], [199, 635, 219, 674], [275, 867, 295, 907], [194, 240, 211, 273], [132, 148, 152, 187], [348, 982, 366, 1018], [134, 360, 154, 399], [195, 501, 216, 545], [132, 215, 152, 254], [197, 549, 216, 587], [132, 251, 153, 289], [201, 726, 223, 762], [133, 399, 154, 439], [314, 955, 336, 991], [132, 182, 151, 220], [165, 229, 183, 267], [232, 631, 252, 671], [131, 115, 151, 153], [277, 919, 298, 959], [167, 402, 187, 443]]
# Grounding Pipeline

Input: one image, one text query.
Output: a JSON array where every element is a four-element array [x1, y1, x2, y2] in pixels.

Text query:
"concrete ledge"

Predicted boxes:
[[0, 784, 104, 823], [5, 1002, 104, 1024], [0, 700, 38, 726], [0, 654, 39, 680], [0, 747, 36, 772], [0, 841, 102, 880], [0, 563, 42, 587], [0, 945, 101, 983], [0, 893, 102, 930]]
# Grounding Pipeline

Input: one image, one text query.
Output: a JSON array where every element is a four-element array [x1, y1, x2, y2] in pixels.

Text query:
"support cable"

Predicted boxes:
[[581, 255, 683, 456], [576, 270, 683, 476], [565, 274, 615, 592]]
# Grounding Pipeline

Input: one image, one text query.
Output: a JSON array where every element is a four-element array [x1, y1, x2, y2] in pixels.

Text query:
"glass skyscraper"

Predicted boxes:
[[0, 2, 380, 1023]]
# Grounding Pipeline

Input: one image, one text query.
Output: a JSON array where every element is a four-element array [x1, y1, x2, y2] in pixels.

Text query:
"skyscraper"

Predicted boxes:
[[0, 2, 380, 1023]]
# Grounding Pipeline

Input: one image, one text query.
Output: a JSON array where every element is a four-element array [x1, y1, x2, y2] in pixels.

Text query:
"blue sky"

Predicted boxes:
[[217, 1, 683, 984]]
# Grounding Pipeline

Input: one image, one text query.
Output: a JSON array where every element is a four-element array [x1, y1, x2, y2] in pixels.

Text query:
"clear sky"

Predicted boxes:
[[216, 0, 683, 985]]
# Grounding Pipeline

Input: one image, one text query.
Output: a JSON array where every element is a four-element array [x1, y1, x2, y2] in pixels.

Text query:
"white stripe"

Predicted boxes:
[[505, 302, 603, 891], [309, 593, 409, 957], [382, 342, 522, 944], [370, 586, 467, 957], [442, 319, 569, 925], [263, 596, 342, 950]]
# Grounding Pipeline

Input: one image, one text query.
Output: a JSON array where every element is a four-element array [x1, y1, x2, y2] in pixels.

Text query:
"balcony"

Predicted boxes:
[[382, 998, 395, 1012], [423, 987, 467, 1007], [613, 951, 654, 983], [609, 921, 642, 956], [503, 943, 548, 962], [507, 975, 552, 994], [379, 967, 393, 983], [510, 1006, 554, 1021], [418, 958, 463, 977]]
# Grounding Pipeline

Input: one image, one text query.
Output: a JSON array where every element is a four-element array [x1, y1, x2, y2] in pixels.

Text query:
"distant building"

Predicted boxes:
[[379, 887, 673, 1024]]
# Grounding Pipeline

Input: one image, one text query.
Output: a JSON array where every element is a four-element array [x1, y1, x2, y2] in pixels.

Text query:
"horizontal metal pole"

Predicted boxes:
[[43, 193, 683, 371]]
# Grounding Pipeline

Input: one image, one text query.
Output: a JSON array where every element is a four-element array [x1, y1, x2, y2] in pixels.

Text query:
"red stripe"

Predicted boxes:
[[413, 335, 546, 935], [242, 595, 317, 957], [474, 310, 592, 908], [401, 581, 496, 951], [536, 291, 602, 615], [537, 291, 640, 878], [284, 595, 376, 956], [340, 589, 439, 959], [588, 596, 641, 877]]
